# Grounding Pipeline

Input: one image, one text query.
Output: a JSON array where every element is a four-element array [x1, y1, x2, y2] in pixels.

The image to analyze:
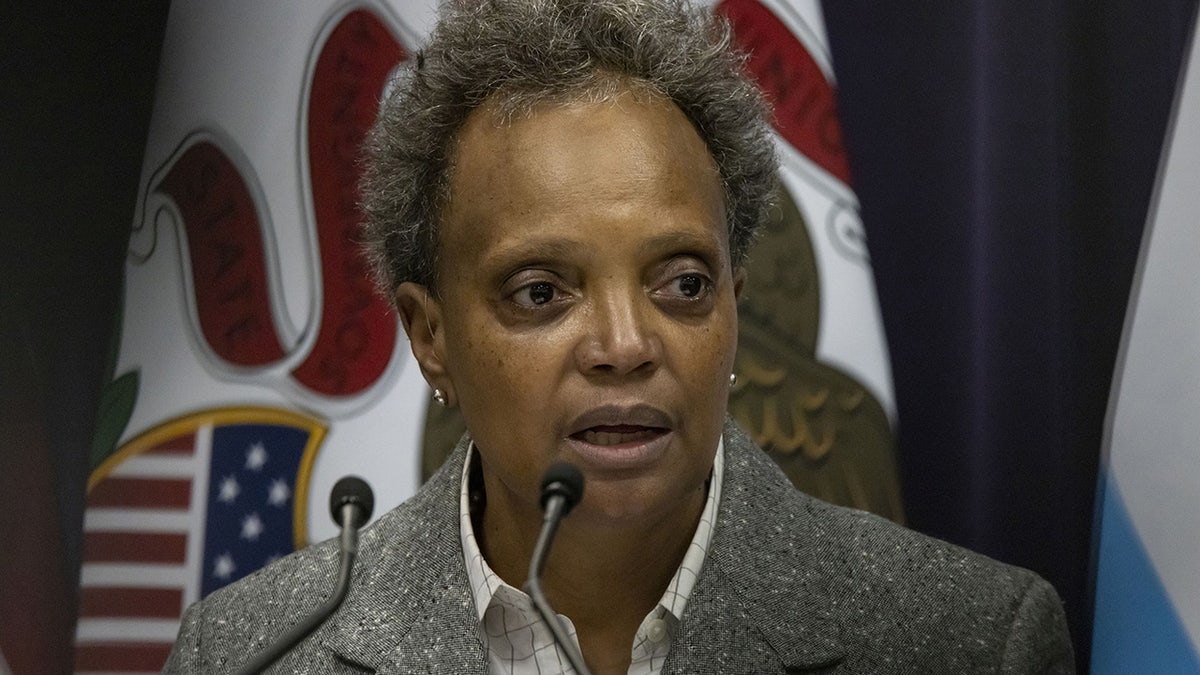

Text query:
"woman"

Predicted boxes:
[[166, 1, 1073, 672]]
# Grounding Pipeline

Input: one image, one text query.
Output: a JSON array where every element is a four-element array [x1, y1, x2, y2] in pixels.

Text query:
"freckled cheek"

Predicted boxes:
[[465, 339, 558, 399], [669, 329, 735, 392]]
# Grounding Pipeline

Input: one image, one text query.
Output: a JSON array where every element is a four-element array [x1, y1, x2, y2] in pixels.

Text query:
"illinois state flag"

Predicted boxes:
[[77, 1, 896, 672], [1091, 11, 1200, 674], [714, 0, 903, 522], [78, 5, 432, 672]]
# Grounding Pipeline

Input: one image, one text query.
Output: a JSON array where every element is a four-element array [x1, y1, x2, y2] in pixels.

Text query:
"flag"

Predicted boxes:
[[714, 0, 902, 519], [75, 409, 324, 672], [1091, 9, 1200, 673], [99, 2, 427, 557], [86, 4, 432, 671]]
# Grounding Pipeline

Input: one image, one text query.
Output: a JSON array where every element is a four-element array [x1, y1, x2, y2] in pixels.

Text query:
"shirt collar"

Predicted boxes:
[[459, 438, 725, 624]]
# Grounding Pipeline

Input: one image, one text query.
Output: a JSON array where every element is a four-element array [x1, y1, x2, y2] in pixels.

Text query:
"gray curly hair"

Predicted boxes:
[[360, 0, 776, 295]]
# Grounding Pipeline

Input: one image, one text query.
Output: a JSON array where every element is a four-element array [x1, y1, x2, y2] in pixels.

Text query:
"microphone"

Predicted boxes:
[[523, 463, 592, 675], [233, 476, 375, 675]]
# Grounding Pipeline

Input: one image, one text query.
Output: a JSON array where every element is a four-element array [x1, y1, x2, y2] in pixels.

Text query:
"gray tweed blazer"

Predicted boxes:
[[163, 421, 1074, 673]]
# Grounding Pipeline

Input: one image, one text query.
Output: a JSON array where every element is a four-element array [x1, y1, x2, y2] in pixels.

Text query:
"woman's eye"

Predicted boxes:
[[676, 274, 706, 297], [513, 281, 557, 307], [665, 273, 710, 299]]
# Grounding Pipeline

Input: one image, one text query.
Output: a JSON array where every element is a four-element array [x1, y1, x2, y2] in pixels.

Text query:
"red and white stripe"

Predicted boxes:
[[75, 424, 212, 674]]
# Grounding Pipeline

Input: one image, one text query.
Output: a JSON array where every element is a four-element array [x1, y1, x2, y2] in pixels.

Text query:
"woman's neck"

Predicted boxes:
[[476, 474, 707, 670]]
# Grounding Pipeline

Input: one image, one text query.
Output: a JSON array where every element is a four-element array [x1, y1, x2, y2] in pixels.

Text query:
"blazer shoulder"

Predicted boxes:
[[160, 536, 342, 672], [162, 449, 467, 671], [714, 420, 1073, 671], [815, 505, 1074, 672], [723, 418, 1052, 597]]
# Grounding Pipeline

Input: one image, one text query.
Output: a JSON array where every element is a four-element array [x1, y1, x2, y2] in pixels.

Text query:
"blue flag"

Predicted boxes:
[[1091, 10, 1200, 673]]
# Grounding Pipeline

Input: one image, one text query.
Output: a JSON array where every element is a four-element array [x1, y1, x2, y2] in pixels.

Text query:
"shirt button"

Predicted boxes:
[[645, 618, 669, 644]]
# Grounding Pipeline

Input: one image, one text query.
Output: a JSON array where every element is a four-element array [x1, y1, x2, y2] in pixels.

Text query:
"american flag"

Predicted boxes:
[[74, 408, 325, 674]]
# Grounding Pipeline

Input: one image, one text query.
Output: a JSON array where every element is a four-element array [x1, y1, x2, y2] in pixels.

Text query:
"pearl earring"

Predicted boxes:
[[729, 373, 738, 386]]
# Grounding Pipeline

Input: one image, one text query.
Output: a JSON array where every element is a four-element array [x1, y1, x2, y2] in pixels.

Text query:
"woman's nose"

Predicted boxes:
[[573, 290, 662, 378]]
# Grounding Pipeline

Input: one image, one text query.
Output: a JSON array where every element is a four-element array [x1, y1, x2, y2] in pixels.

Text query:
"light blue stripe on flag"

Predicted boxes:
[[1092, 476, 1200, 674], [1091, 5, 1200, 672]]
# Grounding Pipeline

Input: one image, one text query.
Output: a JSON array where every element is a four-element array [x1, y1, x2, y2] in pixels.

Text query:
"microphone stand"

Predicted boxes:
[[233, 477, 372, 675], [524, 465, 592, 675]]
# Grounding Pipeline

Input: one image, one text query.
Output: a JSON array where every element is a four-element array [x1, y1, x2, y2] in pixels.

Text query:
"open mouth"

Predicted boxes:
[[573, 425, 668, 446], [564, 405, 674, 467]]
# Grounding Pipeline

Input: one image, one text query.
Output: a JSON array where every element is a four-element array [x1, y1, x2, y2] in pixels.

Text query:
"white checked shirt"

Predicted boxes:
[[459, 440, 725, 675]]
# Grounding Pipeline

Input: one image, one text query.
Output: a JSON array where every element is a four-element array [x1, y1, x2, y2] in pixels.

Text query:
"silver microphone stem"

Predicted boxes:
[[524, 494, 593, 675]]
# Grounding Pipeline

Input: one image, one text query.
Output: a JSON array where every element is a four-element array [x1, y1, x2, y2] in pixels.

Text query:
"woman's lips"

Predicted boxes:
[[563, 405, 675, 470], [564, 430, 672, 470], [574, 424, 667, 447], [565, 403, 673, 436]]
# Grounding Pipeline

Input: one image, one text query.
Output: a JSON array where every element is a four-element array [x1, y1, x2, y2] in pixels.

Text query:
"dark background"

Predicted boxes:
[[824, 3, 1198, 668], [1, 4, 170, 673], [1, 1, 1196, 672]]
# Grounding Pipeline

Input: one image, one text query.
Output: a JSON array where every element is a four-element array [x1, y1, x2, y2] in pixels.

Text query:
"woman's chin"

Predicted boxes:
[[564, 473, 705, 532]]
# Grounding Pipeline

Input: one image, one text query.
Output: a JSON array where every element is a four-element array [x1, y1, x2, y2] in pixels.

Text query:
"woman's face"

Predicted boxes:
[[403, 91, 740, 529]]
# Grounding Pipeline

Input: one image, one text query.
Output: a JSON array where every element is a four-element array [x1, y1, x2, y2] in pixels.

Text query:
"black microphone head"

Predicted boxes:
[[330, 475, 374, 529], [540, 462, 585, 515]]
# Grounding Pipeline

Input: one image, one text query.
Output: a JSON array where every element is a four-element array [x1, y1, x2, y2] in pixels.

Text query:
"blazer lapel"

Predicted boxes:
[[665, 421, 846, 673], [318, 442, 488, 674]]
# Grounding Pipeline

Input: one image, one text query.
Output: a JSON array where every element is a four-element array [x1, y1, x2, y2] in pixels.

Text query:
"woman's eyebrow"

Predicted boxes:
[[487, 238, 587, 271], [640, 231, 725, 260]]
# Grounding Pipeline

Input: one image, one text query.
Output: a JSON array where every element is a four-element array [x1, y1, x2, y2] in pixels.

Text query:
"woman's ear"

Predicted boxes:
[[395, 282, 450, 389], [733, 266, 746, 300]]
